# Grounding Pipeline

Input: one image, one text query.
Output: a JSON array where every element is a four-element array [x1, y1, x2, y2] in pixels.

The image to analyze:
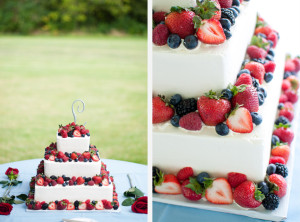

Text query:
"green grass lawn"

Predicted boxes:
[[0, 35, 147, 165]]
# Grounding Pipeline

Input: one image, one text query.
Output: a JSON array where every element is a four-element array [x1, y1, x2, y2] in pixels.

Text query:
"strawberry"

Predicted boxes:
[[279, 94, 288, 103], [285, 90, 298, 104], [91, 154, 100, 162], [271, 144, 290, 163], [70, 152, 78, 160], [210, 0, 221, 20], [48, 155, 55, 161], [286, 76, 299, 90], [165, 10, 195, 39], [282, 79, 292, 91], [78, 202, 87, 210], [196, 19, 225, 45], [264, 61, 276, 73], [154, 174, 181, 194], [51, 180, 57, 186], [218, 0, 233, 8], [57, 177, 64, 184], [44, 154, 50, 160], [57, 200, 67, 210], [48, 202, 56, 210], [102, 178, 109, 186], [82, 151, 91, 160], [61, 130, 68, 138], [69, 180, 74, 186], [78, 155, 84, 162], [104, 200, 114, 209], [95, 200, 104, 210], [197, 91, 231, 126], [232, 85, 259, 113], [73, 130, 81, 137], [273, 126, 294, 145], [269, 174, 287, 198], [255, 26, 273, 36], [226, 107, 253, 133], [227, 172, 247, 188], [285, 59, 296, 72], [247, 45, 267, 59], [179, 112, 202, 131], [88, 181, 95, 186], [269, 156, 286, 165], [244, 62, 265, 84], [93, 176, 102, 184], [57, 151, 65, 159], [152, 96, 174, 124], [153, 11, 166, 24], [267, 31, 278, 48], [34, 201, 42, 210], [284, 102, 294, 111], [279, 109, 294, 122], [205, 178, 233, 204], [235, 73, 252, 86], [153, 24, 169, 46], [86, 203, 95, 210], [76, 177, 85, 185], [233, 181, 264, 208], [36, 177, 44, 186], [292, 57, 300, 72], [181, 178, 202, 201], [177, 167, 194, 182], [67, 203, 75, 210]]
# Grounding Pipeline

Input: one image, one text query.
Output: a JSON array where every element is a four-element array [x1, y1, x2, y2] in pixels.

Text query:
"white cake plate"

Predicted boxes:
[[26, 208, 121, 213]]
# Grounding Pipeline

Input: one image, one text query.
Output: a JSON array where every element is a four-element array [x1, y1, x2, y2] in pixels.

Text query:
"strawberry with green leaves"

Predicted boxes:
[[154, 172, 181, 195], [152, 96, 174, 124], [226, 106, 253, 133], [273, 124, 294, 145], [268, 174, 287, 198], [181, 177, 203, 201], [205, 178, 233, 204], [231, 85, 259, 113], [271, 143, 290, 163]]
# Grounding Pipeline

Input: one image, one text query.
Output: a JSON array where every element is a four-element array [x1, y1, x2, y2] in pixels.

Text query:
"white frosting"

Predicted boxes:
[[44, 160, 102, 178], [153, 41, 285, 182], [34, 184, 113, 203], [153, 0, 197, 12], [153, 0, 257, 98], [56, 134, 90, 153]]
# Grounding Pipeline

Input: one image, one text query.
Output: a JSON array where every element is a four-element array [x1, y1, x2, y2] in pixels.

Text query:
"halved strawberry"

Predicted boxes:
[[205, 178, 233, 204], [73, 130, 81, 137], [92, 154, 100, 162], [154, 174, 181, 194], [48, 155, 55, 161], [78, 202, 87, 210], [177, 167, 194, 182], [102, 178, 109, 186], [226, 106, 253, 133], [196, 19, 226, 45], [48, 202, 56, 210], [36, 177, 44, 186], [95, 200, 104, 210]]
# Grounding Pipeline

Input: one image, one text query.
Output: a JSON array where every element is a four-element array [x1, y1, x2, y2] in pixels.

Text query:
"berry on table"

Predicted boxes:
[[183, 35, 198, 50], [167, 34, 181, 49]]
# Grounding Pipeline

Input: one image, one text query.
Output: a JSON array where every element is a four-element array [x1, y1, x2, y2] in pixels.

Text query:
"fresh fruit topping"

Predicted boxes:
[[175, 98, 197, 117], [255, 26, 273, 36], [86, 203, 95, 210], [266, 164, 277, 176], [82, 151, 91, 160], [95, 200, 104, 210], [271, 143, 290, 163], [197, 91, 231, 126], [205, 178, 233, 204], [92, 176, 102, 184], [284, 90, 298, 104], [262, 193, 280, 210], [269, 156, 286, 165], [221, 88, 233, 100], [235, 74, 252, 86], [78, 202, 87, 210], [70, 152, 78, 160], [285, 59, 296, 72], [231, 85, 259, 113], [73, 130, 81, 137], [227, 172, 247, 188], [165, 10, 195, 39], [171, 115, 180, 127], [153, 24, 169, 46], [152, 96, 174, 124], [273, 125, 294, 145], [275, 116, 290, 126], [76, 177, 85, 185], [282, 79, 292, 91], [167, 34, 181, 49], [154, 174, 181, 195], [267, 31, 278, 48], [196, 172, 210, 185], [220, 18, 231, 30], [250, 112, 262, 126], [221, 8, 235, 25], [244, 62, 265, 84], [88, 180, 95, 186], [286, 75, 299, 90], [218, 0, 233, 8], [153, 11, 166, 24], [264, 72, 273, 83], [264, 61, 276, 73], [279, 94, 288, 103], [170, 94, 182, 106], [247, 45, 267, 60], [91, 154, 100, 162], [57, 177, 64, 185], [57, 200, 67, 210], [226, 106, 253, 133], [177, 167, 194, 182], [36, 177, 44, 186], [103, 200, 113, 209], [257, 181, 269, 195], [179, 112, 202, 131], [215, 123, 229, 136], [183, 35, 198, 50], [279, 109, 294, 122], [67, 203, 75, 210], [196, 19, 226, 45], [193, 0, 221, 21], [275, 163, 288, 178], [181, 178, 203, 201], [292, 57, 300, 72], [48, 202, 56, 210], [268, 174, 287, 198], [234, 181, 264, 208]]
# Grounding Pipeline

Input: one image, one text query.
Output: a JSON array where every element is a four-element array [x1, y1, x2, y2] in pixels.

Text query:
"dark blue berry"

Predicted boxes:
[[275, 163, 288, 178], [268, 40, 274, 48], [74, 200, 79, 207], [81, 134, 85, 137], [232, 6, 240, 13], [59, 158, 63, 162], [264, 72, 273, 83], [252, 78, 259, 88], [167, 34, 181, 49], [223, 28, 232, 39], [84, 158, 88, 162], [99, 183, 102, 187], [55, 200, 58, 204], [84, 182, 88, 185], [113, 205, 119, 210], [257, 33, 266, 39], [42, 203, 48, 210], [92, 200, 96, 205], [237, 69, 250, 78], [232, 0, 240, 6], [271, 135, 280, 146], [221, 88, 233, 100], [49, 183, 52, 186], [275, 116, 290, 125], [257, 181, 269, 195], [89, 158, 92, 162], [74, 181, 77, 185], [277, 103, 284, 110], [75, 158, 78, 162], [251, 112, 262, 125], [75, 206, 79, 210], [215, 123, 229, 136], [196, 172, 210, 184], [266, 164, 276, 175], [228, 8, 238, 18], [183, 35, 198, 50], [257, 87, 267, 98], [220, 18, 231, 30], [258, 92, 264, 106], [62, 175, 66, 178], [266, 54, 274, 61], [62, 183, 66, 187], [171, 115, 180, 127], [68, 158, 72, 162], [55, 158, 58, 162], [86, 133, 90, 136], [284, 72, 292, 79], [262, 193, 280, 210], [70, 134, 74, 138], [170, 94, 182, 106], [268, 48, 275, 57]]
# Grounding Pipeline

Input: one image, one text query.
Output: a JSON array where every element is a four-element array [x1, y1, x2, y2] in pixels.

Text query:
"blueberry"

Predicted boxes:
[[63, 183, 66, 187], [252, 78, 259, 88], [232, 0, 240, 6], [89, 158, 92, 162], [215, 123, 230, 136], [70, 134, 74, 138], [68, 158, 72, 162], [251, 112, 262, 125], [228, 8, 238, 18], [271, 135, 280, 146], [75, 206, 79, 210], [92, 200, 96, 205], [237, 69, 250, 78], [196, 172, 210, 184], [171, 115, 180, 127], [268, 40, 274, 48], [55, 158, 58, 162], [267, 164, 276, 175], [258, 92, 264, 106], [75, 158, 78, 162], [49, 183, 52, 186], [84, 182, 88, 185], [99, 183, 102, 187], [170, 94, 182, 106], [65, 177, 70, 181], [257, 33, 266, 39], [264, 72, 273, 83], [62, 175, 66, 178], [268, 48, 275, 57], [167, 34, 181, 49], [257, 181, 269, 195], [223, 28, 232, 40], [257, 87, 267, 98], [221, 89, 233, 100], [266, 54, 274, 61], [30, 200, 34, 205], [74, 181, 77, 185], [284, 72, 292, 79], [59, 158, 63, 162], [74, 200, 79, 207], [86, 133, 90, 136], [277, 103, 284, 110], [55, 200, 58, 204], [42, 203, 48, 210], [81, 134, 85, 137], [220, 18, 231, 30], [275, 116, 290, 125], [232, 6, 240, 13], [84, 158, 88, 162], [58, 133, 61, 136], [276, 32, 280, 40], [113, 205, 119, 210], [183, 35, 198, 50]]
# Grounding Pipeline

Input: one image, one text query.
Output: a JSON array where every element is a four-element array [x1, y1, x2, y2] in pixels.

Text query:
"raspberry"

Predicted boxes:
[[153, 11, 166, 24], [179, 112, 202, 131], [153, 24, 169, 46]]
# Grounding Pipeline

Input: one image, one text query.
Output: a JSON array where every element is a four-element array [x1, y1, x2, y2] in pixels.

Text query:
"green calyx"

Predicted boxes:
[[170, 6, 187, 13], [185, 177, 214, 196], [251, 36, 269, 50], [265, 176, 279, 194], [254, 184, 265, 202], [274, 123, 291, 129], [226, 104, 243, 119], [192, 0, 219, 29], [255, 15, 266, 28], [153, 168, 164, 187], [158, 94, 174, 109], [204, 90, 220, 100], [272, 141, 288, 149], [228, 84, 247, 96]]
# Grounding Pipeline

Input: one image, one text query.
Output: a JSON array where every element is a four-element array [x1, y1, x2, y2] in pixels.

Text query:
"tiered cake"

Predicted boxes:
[[26, 121, 119, 211]]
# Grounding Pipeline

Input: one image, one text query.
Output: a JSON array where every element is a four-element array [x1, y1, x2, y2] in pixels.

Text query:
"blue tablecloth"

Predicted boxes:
[[0, 159, 147, 222]]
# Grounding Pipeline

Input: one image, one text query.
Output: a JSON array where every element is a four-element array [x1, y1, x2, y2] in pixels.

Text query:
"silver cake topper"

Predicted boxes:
[[72, 99, 87, 125]]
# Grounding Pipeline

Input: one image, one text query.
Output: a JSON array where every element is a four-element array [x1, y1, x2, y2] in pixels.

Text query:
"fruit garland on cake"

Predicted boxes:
[[58, 122, 90, 138], [153, 0, 254, 48], [152, 17, 289, 136], [153, 55, 300, 210]]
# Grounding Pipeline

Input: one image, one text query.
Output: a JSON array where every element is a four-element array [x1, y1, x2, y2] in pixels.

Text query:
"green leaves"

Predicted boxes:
[[0, 194, 27, 205], [170, 6, 186, 13], [17, 194, 28, 201], [122, 187, 144, 206], [204, 90, 220, 100], [0, 181, 9, 188], [254, 186, 265, 202], [153, 168, 164, 187], [250, 36, 269, 50], [228, 84, 247, 97], [274, 123, 291, 129], [122, 198, 136, 206], [185, 177, 203, 194], [193, 0, 218, 20], [193, 16, 202, 29]]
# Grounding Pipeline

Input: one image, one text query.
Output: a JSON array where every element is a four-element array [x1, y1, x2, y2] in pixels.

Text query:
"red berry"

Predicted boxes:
[[273, 127, 294, 145], [227, 172, 247, 188], [181, 179, 202, 201], [269, 174, 287, 198], [177, 167, 194, 182], [285, 90, 298, 104], [244, 62, 265, 84], [196, 19, 226, 45], [269, 156, 286, 165], [232, 85, 259, 113], [153, 96, 174, 124], [279, 109, 294, 122], [57, 177, 64, 184], [282, 79, 292, 91], [218, 0, 233, 8], [153, 11, 166, 24], [234, 181, 263, 208], [285, 59, 296, 72], [267, 31, 278, 48], [247, 45, 267, 59], [264, 61, 276, 73], [279, 94, 288, 103], [179, 112, 202, 131]]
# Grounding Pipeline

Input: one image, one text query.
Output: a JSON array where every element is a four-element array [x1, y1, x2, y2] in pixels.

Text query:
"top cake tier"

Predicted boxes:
[[153, 0, 258, 97], [57, 122, 90, 153], [153, 0, 197, 12]]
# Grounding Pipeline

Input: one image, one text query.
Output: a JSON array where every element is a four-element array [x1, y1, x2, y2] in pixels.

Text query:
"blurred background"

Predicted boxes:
[[0, 0, 147, 164]]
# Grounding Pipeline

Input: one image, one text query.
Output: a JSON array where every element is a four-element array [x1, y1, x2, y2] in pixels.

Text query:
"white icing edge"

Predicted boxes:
[[56, 134, 90, 153]]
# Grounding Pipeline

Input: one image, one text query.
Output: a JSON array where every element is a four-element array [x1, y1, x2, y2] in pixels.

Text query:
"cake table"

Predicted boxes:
[[0, 159, 147, 222]]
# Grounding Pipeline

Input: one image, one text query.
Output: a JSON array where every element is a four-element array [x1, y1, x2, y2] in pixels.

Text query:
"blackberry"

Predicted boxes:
[[67, 131, 73, 137], [42, 203, 48, 210], [74, 200, 79, 207], [275, 163, 288, 178], [221, 9, 235, 25], [175, 98, 197, 117], [275, 116, 290, 125], [262, 193, 280, 210], [50, 175, 57, 180]]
